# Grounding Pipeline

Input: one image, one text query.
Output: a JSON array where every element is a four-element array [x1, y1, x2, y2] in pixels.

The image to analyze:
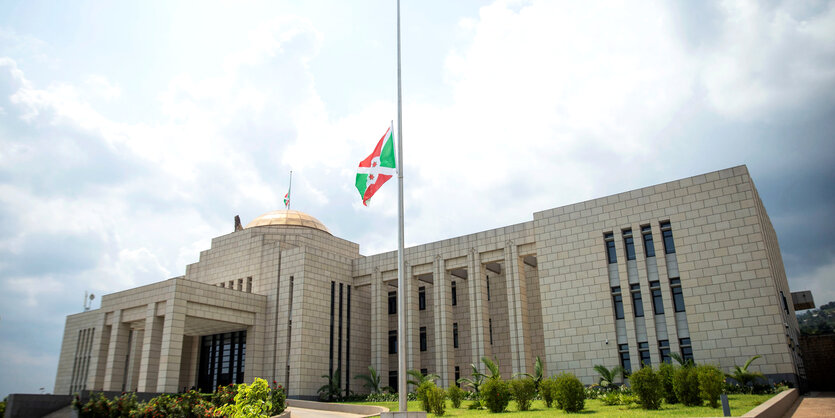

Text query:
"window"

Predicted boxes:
[[455, 366, 460, 387], [420, 327, 427, 352], [639, 342, 651, 367], [670, 278, 685, 312], [238, 278, 243, 290], [650, 281, 664, 315], [661, 221, 675, 254], [605, 232, 617, 264], [486, 276, 491, 301], [421, 368, 428, 377], [246, 277, 253, 293], [388, 291, 397, 315], [388, 330, 397, 354], [623, 229, 636, 260], [680, 338, 693, 362], [619, 344, 631, 374], [419, 286, 426, 311], [489, 318, 493, 345], [451, 281, 457, 306], [612, 286, 624, 319], [780, 291, 789, 314], [641, 225, 655, 257], [389, 370, 398, 391], [630, 284, 644, 317], [658, 340, 671, 364], [220, 282, 225, 288], [453, 323, 459, 348]]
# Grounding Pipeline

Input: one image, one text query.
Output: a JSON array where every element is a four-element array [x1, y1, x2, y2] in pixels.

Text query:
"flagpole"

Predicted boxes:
[[287, 170, 293, 210], [395, 0, 407, 412]]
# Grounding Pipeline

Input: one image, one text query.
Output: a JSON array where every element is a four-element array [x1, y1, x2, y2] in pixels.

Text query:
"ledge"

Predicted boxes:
[[742, 388, 798, 418], [285, 399, 390, 417]]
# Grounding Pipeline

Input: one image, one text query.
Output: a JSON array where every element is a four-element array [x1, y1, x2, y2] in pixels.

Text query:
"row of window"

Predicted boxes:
[[611, 278, 685, 320], [388, 280, 461, 315], [619, 338, 694, 372], [218, 277, 253, 293], [606, 221, 675, 264], [386, 366, 465, 391], [388, 322, 463, 354]]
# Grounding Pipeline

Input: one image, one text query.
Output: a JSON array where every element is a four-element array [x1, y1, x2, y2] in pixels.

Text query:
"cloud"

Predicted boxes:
[[790, 257, 835, 307]]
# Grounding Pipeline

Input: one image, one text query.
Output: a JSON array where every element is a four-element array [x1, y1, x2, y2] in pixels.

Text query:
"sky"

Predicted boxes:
[[1, 0, 834, 398]]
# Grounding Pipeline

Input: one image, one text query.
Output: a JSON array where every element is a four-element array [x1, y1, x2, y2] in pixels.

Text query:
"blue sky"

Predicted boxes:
[[1, 0, 834, 398]]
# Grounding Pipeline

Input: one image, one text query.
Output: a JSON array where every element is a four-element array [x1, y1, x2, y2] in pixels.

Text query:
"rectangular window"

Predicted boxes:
[[630, 283, 644, 317], [661, 221, 675, 254], [453, 323, 459, 348], [388, 330, 397, 354], [623, 229, 636, 260], [650, 281, 664, 315], [451, 281, 457, 306], [455, 366, 460, 387], [388, 291, 397, 315], [237, 278, 243, 291], [780, 291, 789, 314], [639, 341, 651, 367], [420, 327, 427, 352], [389, 370, 398, 392], [605, 232, 617, 264], [658, 340, 671, 364], [220, 282, 225, 288], [486, 276, 491, 301], [641, 225, 655, 257], [619, 343, 631, 374], [612, 286, 624, 319], [670, 278, 685, 312], [419, 286, 426, 311], [680, 338, 693, 362], [246, 277, 252, 293], [489, 318, 493, 345], [421, 368, 428, 377]]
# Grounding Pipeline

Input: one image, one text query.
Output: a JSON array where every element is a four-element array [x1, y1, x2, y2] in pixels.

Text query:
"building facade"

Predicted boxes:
[[54, 165, 806, 398]]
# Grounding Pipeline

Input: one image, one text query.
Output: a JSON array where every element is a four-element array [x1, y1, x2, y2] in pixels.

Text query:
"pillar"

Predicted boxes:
[[103, 310, 130, 391], [138, 302, 163, 392], [433, 256, 453, 387], [157, 298, 187, 392]]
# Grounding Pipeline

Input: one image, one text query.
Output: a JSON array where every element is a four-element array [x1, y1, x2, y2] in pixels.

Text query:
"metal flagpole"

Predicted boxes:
[[287, 170, 293, 210], [396, 0, 407, 412]]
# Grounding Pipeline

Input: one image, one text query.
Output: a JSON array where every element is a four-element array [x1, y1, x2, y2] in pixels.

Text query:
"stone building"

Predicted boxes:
[[54, 165, 806, 398]]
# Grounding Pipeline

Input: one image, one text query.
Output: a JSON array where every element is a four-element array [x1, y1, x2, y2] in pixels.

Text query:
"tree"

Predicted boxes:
[[670, 352, 695, 367], [593, 364, 624, 388], [726, 355, 765, 393], [514, 356, 544, 389], [406, 369, 440, 388], [318, 367, 342, 401], [478, 356, 502, 380], [456, 363, 485, 397], [354, 366, 389, 394]]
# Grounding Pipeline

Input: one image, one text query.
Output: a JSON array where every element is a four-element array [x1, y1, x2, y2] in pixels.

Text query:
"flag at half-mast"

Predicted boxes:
[[356, 127, 397, 205], [283, 191, 290, 209]]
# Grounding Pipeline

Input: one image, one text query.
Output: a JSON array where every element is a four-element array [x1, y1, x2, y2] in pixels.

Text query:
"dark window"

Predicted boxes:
[[453, 323, 459, 348], [661, 221, 675, 254], [680, 338, 693, 362], [630, 283, 644, 317], [650, 281, 664, 315], [388, 291, 397, 315], [639, 342, 651, 367], [612, 287, 624, 319], [489, 318, 493, 345], [623, 229, 636, 260], [419, 287, 426, 311], [420, 327, 427, 352], [605, 233, 617, 264], [641, 225, 655, 257], [388, 330, 397, 354], [781, 291, 789, 313], [659, 340, 671, 364], [486, 276, 491, 301], [670, 278, 685, 312], [451, 281, 457, 306], [389, 370, 398, 391], [421, 368, 428, 376], [455, 366, 460, 387], [619, 343, 631, 374]]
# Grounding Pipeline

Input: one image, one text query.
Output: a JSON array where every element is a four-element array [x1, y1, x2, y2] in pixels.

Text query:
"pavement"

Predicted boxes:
[[285, 406, 368, 417], [781, 392, 835, 418]]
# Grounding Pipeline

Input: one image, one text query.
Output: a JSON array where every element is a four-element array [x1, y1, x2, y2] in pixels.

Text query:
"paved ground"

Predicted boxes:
[[286, 406, 368, 417], [782, 392, 835, 418]]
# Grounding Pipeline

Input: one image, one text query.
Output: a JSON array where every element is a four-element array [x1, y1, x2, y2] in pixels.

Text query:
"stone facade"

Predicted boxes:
[[54, 165, 805, 398]]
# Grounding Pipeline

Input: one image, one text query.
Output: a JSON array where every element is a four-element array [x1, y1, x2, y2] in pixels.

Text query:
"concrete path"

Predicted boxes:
[[781, 392, 835, 417], [286, 406, 367, 417]]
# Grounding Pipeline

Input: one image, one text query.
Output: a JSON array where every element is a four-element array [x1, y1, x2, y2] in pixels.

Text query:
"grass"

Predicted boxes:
[[347, 394, 775, 417]]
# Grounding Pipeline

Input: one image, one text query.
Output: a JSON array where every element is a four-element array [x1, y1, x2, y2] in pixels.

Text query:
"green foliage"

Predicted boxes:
[[509, 377, 537, 411], [133, 391, 216, 418], [554, 372, 585, 412], [407, 369, 440, 390], [354, 366, 384, 394], [416, 381, 434, 412], [481, 377, 511, 413], [0, 398, 5, 418], [73, 392, 139, 418], [447, 384, 464, 408], [318, 367, 343, 401], [425, 384, 447, 416], [673, 365, 702, 406], [658, 362, 679, 404], [629, 366, 663, 410], [514, 356, 545, 390], [726, 355, 765, 393], [670, 353, 695, 367], [539, 377, 557, 408], [697, 365, 724, 408], [797, 300, 835, 335], [593, 364, 624, 388], [218, 378, 282, 418], [457, 363, 485, 404], [479, 356, 502, 381], [211, 384, 238, 408]]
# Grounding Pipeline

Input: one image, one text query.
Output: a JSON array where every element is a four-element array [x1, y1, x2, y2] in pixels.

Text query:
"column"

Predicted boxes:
[[432, 256, 453, 387], [103, 310, 130, 391], [157, 298, 187, 392], [371, 267, 389, 383], [467, 248, 490, 365], [86, 312, 109, 390], [126, 329, 144, 391], [405, 263, 420, 372], [138, 302, 163, 392], [505, 241, 530, 375]]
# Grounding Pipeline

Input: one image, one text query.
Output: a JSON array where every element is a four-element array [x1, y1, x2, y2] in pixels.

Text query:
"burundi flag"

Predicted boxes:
[[356, 127, 397, 206], [284, 191, 290, 209]]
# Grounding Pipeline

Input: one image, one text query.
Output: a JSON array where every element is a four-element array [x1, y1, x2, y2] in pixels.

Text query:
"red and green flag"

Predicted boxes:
[[356, 127, 397, 206]]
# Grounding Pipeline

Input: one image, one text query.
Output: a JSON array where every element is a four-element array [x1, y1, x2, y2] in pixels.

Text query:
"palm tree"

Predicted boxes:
[[514, 356, 544, 389], [457, 363, 485, 396], [593, 364, 624, 388], [726, 355, 764, 393], [318, 367, 342, 401], [670, 352, 695, 367], [354, 366, 384, 394], [406, 369, 440, 388], [478, 356, 502, 380]]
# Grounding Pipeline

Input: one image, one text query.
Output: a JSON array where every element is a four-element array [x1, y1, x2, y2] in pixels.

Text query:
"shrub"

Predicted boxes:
[[218, 377, 279, 417], [134, 391, 215, 418], [447, 384, 464, 408], [554, 372, 585, 412], [74, 392, 139, 418], [697, 365, 724, 408], [416, 381, 434, 412], [509, 377, 537, 411], [211, 384, 238, 408], [673, 365, 702, 406], [0, 398, 5, 418], [481, 378, 511, 413], [539, 377, 557, 407], [426, 384, 447, 416], [630, 366, 663, 410], [658, 362, 678, 404]]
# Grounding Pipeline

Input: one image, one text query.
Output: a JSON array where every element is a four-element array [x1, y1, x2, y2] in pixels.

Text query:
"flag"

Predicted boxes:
[[356, 127, 397, 205], [284, 191, 290, 209]]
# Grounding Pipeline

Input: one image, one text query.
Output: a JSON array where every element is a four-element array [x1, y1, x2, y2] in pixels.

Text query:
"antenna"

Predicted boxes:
[[83, 291, 96, 311]]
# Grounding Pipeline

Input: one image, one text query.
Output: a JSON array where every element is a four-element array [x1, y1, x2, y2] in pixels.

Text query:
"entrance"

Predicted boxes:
[[197, 330, 246, 392]]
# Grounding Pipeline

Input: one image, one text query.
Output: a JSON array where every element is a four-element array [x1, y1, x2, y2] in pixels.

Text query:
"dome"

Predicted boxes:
[[245, 210, 331, 234]]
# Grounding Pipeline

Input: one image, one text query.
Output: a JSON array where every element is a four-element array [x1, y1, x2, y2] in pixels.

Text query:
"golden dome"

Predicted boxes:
[[245, 210, 331, 234]]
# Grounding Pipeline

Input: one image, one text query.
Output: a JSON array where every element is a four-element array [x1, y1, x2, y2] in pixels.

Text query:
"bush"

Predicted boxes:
[[416, 381, 434, 413], [539, 377, 557, 407], [134, 391, 216, 418], [630, 366, 663, 410], [219, 377, 281, 417], [447, 384, 464, 408], [509, 377, 537, 411], [673, 365, 702, 406], [211, 384, 238, 407], [481, 378, 511, 413], [426, 385, 447, 416], [554, 372, 585, 412], [697, 365, 724, 408], [0, 398, 5, 418], [73, 392, 139, 418], [658, 362, 678, 404]]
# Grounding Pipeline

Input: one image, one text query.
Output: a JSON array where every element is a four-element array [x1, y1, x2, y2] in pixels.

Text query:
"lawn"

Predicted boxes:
[[348, 394, 775, 417]]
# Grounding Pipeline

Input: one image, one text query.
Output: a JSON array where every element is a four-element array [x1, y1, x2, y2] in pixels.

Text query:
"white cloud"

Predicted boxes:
[[790, 256, 835, 307]]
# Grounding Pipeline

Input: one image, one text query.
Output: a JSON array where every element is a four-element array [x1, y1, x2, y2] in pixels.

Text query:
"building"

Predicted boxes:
[[54, 165, 806, 398]]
